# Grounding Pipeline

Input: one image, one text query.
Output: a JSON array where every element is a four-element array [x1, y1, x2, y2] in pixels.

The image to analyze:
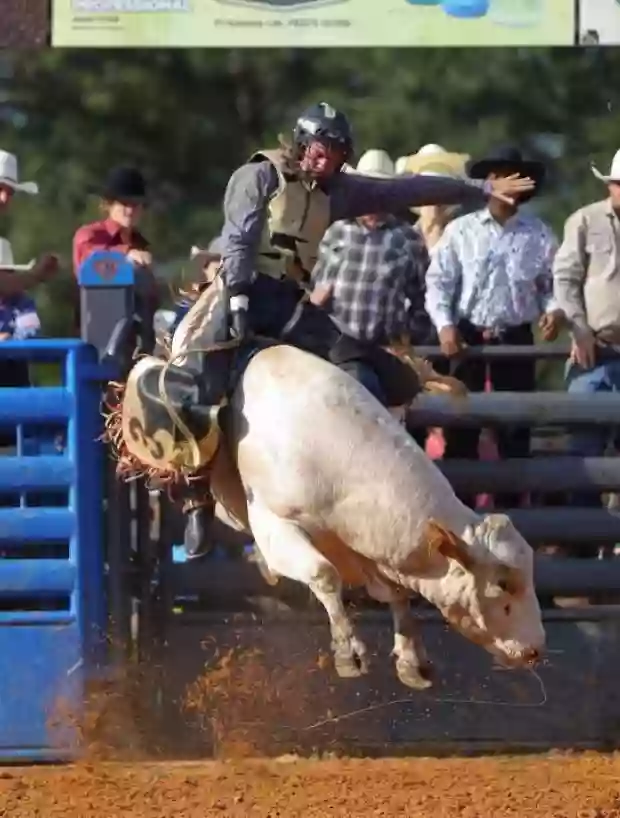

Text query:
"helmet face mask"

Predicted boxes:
[[293, 102, 353, 177]]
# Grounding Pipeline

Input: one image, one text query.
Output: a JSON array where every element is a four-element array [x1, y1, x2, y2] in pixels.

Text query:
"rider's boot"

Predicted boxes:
[[181, 479, 216, 559], [125, 353, 229, 560]]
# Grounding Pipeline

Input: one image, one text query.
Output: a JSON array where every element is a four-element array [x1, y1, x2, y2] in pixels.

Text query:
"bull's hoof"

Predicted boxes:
[[334, 640, 369, 678], [334, 655, 369, 679], [395, 658, 433, 690]]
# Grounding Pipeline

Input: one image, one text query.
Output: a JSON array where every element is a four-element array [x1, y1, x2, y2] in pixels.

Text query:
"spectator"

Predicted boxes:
[[310, 149, 433, 436], [354, 149, 419, 227], [403, 145, 471, 457], [0, 238, 41, 345], [405, 145, 470, 249], [425, 145, 563, 509], [394, 156, 409, 175], [0, 149, 59, 294], [0, 238, 42, 448], [72, 166, 159, 342], [553, 149, 620, 509], [168, 236, 223, 340]]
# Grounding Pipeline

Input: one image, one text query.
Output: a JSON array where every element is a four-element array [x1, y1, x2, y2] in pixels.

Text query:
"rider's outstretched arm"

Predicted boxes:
[[329, 171, 490, 221]]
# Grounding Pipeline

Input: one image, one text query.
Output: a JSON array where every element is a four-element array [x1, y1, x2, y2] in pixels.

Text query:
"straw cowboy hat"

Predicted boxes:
[[0, 238, 35, 271], [0, 150, 38, 195], [190, 236, 223, 264], [466, 145, 545, 201], [353, 149, 395, 178], [591, 149, 620, 183], [405, 144, 470, 178]]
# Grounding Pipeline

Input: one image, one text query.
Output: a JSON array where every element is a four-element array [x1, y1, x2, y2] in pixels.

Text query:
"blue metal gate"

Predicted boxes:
[[0, 340, 106, 761]]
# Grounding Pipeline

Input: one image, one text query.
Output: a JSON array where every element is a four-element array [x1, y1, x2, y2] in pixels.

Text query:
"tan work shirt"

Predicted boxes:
[[553, 198, 620, 341]]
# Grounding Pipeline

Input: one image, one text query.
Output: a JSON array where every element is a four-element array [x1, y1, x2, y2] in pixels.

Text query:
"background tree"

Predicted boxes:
[[1, 46, 619, 340]]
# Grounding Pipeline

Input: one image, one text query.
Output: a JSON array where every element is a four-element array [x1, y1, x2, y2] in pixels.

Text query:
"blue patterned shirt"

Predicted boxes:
[[425, 208, 559, 333], [0, 295, 40, 339]]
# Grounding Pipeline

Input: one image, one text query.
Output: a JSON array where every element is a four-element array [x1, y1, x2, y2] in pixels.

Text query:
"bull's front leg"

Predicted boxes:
[[365, 576, 432, 690], [390, 595, 433, 690], [246, 499, 369, 678]]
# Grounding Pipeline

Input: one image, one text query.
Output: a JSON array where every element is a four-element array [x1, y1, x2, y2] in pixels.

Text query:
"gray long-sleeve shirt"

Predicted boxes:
[[220, 159, 489, 295]]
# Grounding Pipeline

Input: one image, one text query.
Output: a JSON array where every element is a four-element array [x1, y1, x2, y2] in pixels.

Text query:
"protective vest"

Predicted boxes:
[[248, 149, 331, 283]]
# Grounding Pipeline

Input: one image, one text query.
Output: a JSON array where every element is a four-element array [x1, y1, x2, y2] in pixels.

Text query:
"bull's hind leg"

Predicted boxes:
[[247, 500, 370, 678]]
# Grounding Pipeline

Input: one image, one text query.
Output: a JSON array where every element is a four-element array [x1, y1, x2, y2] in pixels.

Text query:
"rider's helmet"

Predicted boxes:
[[292, 103, 353, 177]]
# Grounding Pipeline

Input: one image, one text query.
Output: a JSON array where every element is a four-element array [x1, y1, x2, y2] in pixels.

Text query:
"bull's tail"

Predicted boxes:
[[388, 341, 468, 401]]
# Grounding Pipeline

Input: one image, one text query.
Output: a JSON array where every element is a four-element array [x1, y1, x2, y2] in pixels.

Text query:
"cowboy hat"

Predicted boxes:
[[0, 150, 38, 195], [466, 145, 546, 198], [0, 238, 35, 271], [405, 146, 470, 178], [394, 156, 409, 174], [190, 236, 223, 264], [100, 166, 147, 203], [354, 149, 395, 178], [417, 143, 448, 156], [591, 149, 620, 183]]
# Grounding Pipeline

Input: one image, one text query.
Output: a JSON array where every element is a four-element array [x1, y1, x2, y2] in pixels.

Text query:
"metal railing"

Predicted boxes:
[[0, 340, 106, 762]]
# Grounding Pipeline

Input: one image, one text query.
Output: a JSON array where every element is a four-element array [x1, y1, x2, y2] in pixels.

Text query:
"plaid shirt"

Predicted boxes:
[[311, 215, 432, 345]]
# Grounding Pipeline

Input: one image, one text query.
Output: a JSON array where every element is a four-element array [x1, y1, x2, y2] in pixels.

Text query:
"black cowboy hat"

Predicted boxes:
[[466, 146, 545, 200], [100, 166, 147, 203]]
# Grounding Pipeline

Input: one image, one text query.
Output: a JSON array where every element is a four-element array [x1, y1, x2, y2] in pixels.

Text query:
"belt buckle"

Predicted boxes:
[[481, 327, 500, 342]]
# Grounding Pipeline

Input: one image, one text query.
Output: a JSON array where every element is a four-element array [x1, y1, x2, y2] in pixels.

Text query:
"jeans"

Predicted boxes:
[[338, 359, 386, 404], [566, 355, 620, 507], [443, 321, 536, 509], [170, 300, 191, 336]]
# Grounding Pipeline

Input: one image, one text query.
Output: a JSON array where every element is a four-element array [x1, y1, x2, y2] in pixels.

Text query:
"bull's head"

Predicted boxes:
[[421, 515, 545, 668]]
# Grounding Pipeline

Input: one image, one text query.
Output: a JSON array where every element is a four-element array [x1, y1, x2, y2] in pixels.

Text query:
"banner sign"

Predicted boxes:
[[52, 0, 574, 48], [579, 0, 620, 45]]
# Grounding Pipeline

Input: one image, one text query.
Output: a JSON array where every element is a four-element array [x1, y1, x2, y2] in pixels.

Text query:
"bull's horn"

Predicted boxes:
[[425, 519, 476, 572], [486, 512, 513, 531]]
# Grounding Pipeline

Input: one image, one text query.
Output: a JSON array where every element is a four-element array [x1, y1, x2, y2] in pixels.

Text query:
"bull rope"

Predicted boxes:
[[103, 338, 243, 498], [299, 666, 549, 732]]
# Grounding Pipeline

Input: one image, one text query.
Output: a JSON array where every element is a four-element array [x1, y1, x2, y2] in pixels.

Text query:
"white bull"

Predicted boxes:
[[133, 321, 545, 689]]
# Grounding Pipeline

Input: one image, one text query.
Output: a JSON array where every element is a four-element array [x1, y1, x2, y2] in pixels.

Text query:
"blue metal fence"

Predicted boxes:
[[0, 340, 105, 761]]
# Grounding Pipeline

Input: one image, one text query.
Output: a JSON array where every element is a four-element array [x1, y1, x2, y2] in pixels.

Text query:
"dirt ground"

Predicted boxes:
[[0, 753, 619, 817]]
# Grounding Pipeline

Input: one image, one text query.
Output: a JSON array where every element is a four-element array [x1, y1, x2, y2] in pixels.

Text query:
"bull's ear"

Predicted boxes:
[[425, 519, 476, 572]]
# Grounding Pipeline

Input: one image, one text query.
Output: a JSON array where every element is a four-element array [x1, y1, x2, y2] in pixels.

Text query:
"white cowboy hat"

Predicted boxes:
[[394, 156, 409, 174], [591, 149, 620, 183], [405, 146, 470, 179], [0, 151, 38, 195], [0, 238, 35, 271], [354, 149, 395, 178], [417, 143, 447, 156]]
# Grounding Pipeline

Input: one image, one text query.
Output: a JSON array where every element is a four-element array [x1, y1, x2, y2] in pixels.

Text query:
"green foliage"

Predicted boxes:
[[2, 47, 620, 330]]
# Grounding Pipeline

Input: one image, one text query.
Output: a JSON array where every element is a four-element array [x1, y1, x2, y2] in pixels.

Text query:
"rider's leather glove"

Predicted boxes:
[[229, 295, 251, 341]]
